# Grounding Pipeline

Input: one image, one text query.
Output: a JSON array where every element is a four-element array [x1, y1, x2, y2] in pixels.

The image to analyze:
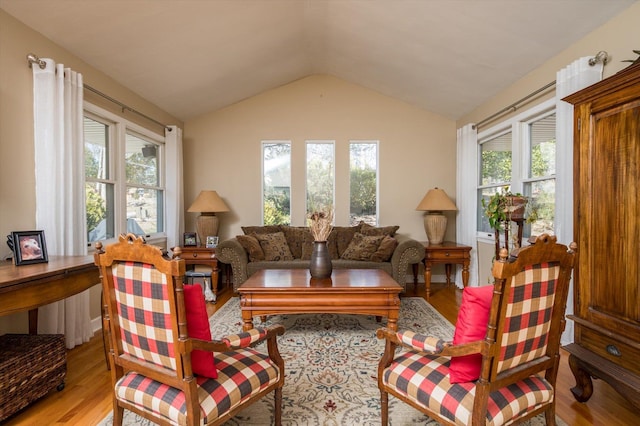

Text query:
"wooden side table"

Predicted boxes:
[[176, 246, 224, 298], [422, 241, 471, 299]]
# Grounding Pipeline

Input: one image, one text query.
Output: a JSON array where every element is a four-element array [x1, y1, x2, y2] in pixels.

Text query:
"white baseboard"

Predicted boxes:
[[91, 316, 102, 334]]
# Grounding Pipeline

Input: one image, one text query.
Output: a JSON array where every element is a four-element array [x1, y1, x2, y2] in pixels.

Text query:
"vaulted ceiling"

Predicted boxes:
[[1, 0, 636, 121]]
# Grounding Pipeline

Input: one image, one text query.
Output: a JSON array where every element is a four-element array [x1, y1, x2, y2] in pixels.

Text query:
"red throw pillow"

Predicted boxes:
[[449, 284, 494, 383], [183, 284, 217, 378]]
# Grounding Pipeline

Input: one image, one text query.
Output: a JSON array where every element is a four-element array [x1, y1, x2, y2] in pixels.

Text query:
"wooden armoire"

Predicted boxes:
[[563, 62, 640, 409]]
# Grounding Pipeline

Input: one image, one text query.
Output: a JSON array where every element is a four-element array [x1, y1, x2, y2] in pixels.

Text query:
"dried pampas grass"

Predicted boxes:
[[307, 209, 334, 241]]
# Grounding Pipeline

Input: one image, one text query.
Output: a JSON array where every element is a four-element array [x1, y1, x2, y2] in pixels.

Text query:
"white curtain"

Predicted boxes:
[[165, 125, 184, 250], [33, 59, 92, 349], [455, 123, 479, 288], [556, 57, 603, 345]]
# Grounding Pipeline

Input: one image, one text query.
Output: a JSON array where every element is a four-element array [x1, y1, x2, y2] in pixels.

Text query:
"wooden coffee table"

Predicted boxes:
[[238, 269, 402, 331]]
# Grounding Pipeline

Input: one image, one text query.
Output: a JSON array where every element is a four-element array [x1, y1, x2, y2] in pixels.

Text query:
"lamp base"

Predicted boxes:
[[196, 213, 219, 246], [424, 213, 447, 245]]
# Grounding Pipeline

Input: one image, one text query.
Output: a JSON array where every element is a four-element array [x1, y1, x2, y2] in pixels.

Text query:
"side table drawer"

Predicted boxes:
[[427, 250, 462, 261]]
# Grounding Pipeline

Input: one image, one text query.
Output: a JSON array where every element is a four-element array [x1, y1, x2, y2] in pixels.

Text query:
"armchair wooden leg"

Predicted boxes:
[[380, 390, 389, 426], [544, 407, 556, 426], [274, 387, 283, 426], [101, 290, 110, 371]]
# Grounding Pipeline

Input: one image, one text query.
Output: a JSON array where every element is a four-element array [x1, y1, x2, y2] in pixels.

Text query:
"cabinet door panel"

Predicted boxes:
[[587, 104, 640, 324]]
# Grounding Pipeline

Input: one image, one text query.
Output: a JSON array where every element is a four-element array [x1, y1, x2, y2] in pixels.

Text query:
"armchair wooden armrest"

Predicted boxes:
[[377, 327, 484, 357], [222, 325, 285, 349]]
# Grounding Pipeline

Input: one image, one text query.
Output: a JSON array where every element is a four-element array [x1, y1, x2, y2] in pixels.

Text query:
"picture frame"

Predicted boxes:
[[183, 232, 198, 247], [206, 236, 219, 248], [11, 230, 49, 266]]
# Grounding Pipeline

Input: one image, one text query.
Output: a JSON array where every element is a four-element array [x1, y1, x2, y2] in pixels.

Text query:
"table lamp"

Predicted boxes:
[[416, 187, 457, 245], [187, 190, 230, 245]]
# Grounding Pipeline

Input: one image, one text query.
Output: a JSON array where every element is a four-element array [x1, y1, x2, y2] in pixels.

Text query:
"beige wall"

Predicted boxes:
[[458, 2, 640, 282], [2, 2, 639, 333], [0, 10, 182, 333], [183, 74, 457, 242]]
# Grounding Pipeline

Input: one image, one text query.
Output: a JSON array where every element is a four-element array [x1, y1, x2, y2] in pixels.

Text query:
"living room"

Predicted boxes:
[[1, 1, 640, 424]]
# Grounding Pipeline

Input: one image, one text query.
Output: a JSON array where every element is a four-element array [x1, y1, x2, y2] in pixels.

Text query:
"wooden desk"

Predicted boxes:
[[238, 269, 402, 332], [422, 242, 471, 299], [176, 246, 226, 298], [0, 256, 100, 334]]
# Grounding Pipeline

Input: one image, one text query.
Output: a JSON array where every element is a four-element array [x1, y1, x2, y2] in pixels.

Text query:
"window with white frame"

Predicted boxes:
[[477, 100, 556, 240], [84, 105, 165, 244], [306, 141, 335, 215], [262, 141, 291, 225], [349, 141, 378, 226]]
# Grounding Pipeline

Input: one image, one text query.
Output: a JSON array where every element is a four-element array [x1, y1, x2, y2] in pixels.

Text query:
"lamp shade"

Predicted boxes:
[[187, 190, 230, 213], [416, 188, 458, 212], [416, 188, 457, 245], [188, 191, 229, 244]]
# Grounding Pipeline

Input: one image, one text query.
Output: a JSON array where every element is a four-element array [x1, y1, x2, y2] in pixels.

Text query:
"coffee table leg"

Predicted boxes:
[[241, 312, 254, 331], [387, 317, 398, 331]]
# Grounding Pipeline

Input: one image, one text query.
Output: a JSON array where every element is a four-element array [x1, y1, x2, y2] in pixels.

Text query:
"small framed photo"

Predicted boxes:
[[11, 230, 48, 266], [206, 236, 219, 248], [183, 232, 197, 247]]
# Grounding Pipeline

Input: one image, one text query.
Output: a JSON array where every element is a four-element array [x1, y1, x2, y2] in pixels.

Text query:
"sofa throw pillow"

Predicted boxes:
[[341, 233, 385, 261], [360, 222, 400, 237], [183, 284, 217, 378], [449, 284, 494, 383], [328, 224, 363, 259], [370, 235, 398, 262], [280, 226, 313, 259], [254, 232, 294, 261], [241, 225, 281, 235], [301, 234, 315, 260], [236, 234, 265, 262]]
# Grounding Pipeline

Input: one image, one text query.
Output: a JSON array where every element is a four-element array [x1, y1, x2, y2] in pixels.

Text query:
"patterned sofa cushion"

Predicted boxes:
[[341, 233, 385, 261], [236, 234, 265, 262], [280, 226, 314, 259], [254, 232, 294, 261], [370, 235, 398, 262], [360, 222, 400, 237], [327, 224, 363, 260], [241, 225, 281, 235]]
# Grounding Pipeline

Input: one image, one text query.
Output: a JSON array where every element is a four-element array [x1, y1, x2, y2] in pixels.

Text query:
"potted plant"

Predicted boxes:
[[481, 188, 528, 231], [482, 188, 532, 258]]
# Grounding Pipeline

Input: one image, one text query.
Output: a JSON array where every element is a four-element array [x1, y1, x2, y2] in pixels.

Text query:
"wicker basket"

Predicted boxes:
[[0, 334, 66, 421]]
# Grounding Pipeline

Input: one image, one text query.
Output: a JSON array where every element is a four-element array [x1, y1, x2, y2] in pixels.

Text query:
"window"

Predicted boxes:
[[477, 100, 555, 239], [306, 141, 335, 215], [349, 141, 378, 225], [125, 132, 164, 236], [262, 141, 291, 225], [524, 113, 555, 237], [85, 115, 115, 242], [84, 105, 165, 244], [477, 131, 512, 233], [260, 139, 378, 225]]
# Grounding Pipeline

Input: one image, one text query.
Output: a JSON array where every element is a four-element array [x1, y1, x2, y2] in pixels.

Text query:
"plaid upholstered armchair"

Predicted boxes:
[[376, 234, 576, 426], [95, 234, 285, 426]]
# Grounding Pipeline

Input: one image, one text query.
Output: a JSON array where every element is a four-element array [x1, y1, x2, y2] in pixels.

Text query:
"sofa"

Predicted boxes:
[[216, 222, 425, 292]]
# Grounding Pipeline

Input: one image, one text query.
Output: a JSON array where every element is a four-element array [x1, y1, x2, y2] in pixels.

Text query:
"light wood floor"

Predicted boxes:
[[4, 282, 639, 425]]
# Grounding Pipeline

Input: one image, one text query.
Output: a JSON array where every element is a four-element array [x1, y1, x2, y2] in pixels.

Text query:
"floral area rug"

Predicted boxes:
[[98, 297, 566, 426]]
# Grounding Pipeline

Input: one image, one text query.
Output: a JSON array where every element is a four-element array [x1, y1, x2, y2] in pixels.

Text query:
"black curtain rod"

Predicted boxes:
[[472, 50, 609, 130], [27, 53, 172, 131]]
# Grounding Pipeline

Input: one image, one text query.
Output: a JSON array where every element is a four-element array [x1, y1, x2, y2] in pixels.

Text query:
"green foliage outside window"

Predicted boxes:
[[85, 186, 106, 235], [349, 168, 376, 215], [481, 150, 511, 185], [264, 188, 290, 225]]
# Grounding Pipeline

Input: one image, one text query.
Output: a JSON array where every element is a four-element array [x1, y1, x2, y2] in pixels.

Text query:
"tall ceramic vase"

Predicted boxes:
[[309, 240, 332, 280]]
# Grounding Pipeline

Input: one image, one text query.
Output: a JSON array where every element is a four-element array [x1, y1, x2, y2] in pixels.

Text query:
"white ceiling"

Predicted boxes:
[[1, 0, 636, 121]]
